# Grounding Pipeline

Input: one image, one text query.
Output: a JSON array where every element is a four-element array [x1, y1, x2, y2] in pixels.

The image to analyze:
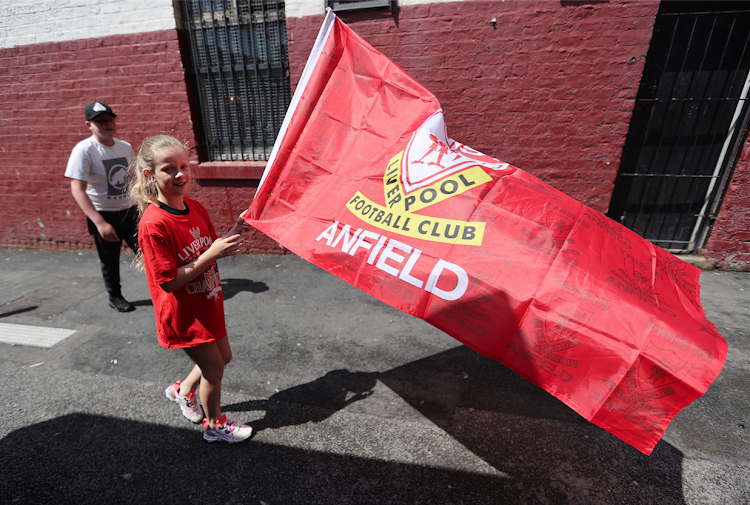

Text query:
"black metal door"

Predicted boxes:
[[607, 1, 750, 252]]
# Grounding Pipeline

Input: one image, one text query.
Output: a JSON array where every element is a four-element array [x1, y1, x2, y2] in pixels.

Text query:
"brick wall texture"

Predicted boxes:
[[288, 0, 660, 213], [0, 30, 280, 252], [287, 0, 749, 269], [0, 30, 186, 250], [704, 142, 750, 270], [0, 29, 278, 253], [1, 0, 748, 267]]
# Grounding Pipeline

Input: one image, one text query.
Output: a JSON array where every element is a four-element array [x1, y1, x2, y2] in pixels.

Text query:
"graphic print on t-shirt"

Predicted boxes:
[[184, 261, 223, 300], [102, 157, 129, 199]]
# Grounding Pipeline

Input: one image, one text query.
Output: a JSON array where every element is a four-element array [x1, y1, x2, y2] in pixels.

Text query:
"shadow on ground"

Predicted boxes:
[[0, 277, 102, 319], [2, 413, 513, 505], [379, 346, 687, 504], [0, 305, 37, 318], [225, 369, 379, 432], [227, 347, 687, 504], [2, 347, 687, 505], [222, 278, 270, 299]]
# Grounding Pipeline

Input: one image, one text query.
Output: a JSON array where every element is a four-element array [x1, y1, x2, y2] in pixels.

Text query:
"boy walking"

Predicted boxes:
[[65, 101, 139, 312]]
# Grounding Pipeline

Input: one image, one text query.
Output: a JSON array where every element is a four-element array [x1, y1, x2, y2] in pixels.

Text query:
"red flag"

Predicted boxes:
[[246, 11, 727, 455]]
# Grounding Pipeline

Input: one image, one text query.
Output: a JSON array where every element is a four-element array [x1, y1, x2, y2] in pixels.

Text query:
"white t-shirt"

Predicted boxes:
[[65, 136, 135, 211]]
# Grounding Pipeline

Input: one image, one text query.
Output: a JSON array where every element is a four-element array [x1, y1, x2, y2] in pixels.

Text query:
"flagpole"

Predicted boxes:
[[255, 8, 338, 196]]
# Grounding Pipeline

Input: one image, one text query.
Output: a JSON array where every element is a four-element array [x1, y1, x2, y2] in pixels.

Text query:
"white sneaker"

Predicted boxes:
[[203, 414, 253, 443], [165, 381, 204, 423]]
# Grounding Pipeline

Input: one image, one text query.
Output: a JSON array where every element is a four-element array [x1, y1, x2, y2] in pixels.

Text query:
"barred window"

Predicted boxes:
[[326, 0, 392, 11], [181, 0, 292, 161]]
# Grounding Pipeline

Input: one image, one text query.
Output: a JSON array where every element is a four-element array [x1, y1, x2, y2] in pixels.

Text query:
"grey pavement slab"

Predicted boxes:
[[0, 248, 748, 504]]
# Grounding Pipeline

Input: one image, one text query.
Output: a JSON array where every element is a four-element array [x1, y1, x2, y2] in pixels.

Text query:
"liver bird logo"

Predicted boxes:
[[636, 341, 694, 393], [541, 294, 593, 345], [401, 110, 509, 194]]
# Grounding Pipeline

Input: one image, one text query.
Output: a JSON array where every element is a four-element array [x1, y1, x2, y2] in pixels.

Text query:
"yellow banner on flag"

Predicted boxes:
[[346, 191, 486, 246]]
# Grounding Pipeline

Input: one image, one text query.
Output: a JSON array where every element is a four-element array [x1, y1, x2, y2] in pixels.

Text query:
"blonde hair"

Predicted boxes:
[[128, 135, 188, 270], [128, 135, 188, 216]]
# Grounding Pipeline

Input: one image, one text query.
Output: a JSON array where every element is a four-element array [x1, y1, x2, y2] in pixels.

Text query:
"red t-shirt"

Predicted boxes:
[[138, 197, 226, 348]]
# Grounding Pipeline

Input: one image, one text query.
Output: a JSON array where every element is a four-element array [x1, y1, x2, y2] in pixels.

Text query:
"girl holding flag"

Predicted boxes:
[[128, 135, 252, 443]]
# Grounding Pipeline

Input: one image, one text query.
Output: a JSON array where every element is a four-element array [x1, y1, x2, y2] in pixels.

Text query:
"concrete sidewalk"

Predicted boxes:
[[1, 247, 748, 504]]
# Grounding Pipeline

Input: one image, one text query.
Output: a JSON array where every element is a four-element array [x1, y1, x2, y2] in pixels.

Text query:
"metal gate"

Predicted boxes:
[[607, 1, 750, 252], [181, 0, 292, 161]]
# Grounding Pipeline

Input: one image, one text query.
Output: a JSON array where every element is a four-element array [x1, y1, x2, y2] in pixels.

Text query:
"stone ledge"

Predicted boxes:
[[191, 160, 266, 180], [674, 254, 716, 271]]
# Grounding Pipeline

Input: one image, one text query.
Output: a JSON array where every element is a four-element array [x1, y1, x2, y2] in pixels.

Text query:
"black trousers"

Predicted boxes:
[[86, 206, 139, 298]]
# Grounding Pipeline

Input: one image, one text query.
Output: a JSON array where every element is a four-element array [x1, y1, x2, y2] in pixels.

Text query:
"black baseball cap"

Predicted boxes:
[[85, 101, 117, 121]]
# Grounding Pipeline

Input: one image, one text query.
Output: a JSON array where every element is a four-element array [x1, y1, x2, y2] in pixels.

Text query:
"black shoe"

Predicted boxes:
[[109, 295, 135, 312]]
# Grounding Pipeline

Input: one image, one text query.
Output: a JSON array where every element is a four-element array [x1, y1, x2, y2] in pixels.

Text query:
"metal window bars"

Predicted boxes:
[[181, 0, 292, 161], [325, 0, 393, 12], [608, 4, 750, 252]]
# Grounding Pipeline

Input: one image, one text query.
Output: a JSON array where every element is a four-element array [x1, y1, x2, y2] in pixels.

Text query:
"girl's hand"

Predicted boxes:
[[208, 233, 245, 259], [160, 231, 244, 293], [228, 209, 251, 236]]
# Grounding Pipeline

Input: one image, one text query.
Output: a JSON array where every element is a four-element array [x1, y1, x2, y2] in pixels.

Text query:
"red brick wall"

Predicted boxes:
[[0, 30, 279, 253], [0, 30, 189, 249], [704, 143, 750, 271], [287, 0, 659, 213], [2, 1, 747, 267]]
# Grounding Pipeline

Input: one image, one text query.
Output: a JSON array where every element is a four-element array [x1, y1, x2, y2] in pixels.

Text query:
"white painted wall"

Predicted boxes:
[[0, 0, 471, 49], [285, 0, 471, 18], [0, 0, 177, 49]]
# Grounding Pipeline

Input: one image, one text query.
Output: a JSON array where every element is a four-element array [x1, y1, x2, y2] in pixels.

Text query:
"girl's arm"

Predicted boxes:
[[161, 210, 249, 293], [160, 233, 243, 292]]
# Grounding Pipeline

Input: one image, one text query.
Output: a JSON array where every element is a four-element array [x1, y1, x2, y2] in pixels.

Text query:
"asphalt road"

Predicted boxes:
[[1, 248, 748, 505]]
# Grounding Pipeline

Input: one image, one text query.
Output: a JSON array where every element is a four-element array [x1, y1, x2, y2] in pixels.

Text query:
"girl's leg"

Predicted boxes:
[[183, 338, 230, 428], [216, 334, 232, 366], [179, 364, 202, 397]]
